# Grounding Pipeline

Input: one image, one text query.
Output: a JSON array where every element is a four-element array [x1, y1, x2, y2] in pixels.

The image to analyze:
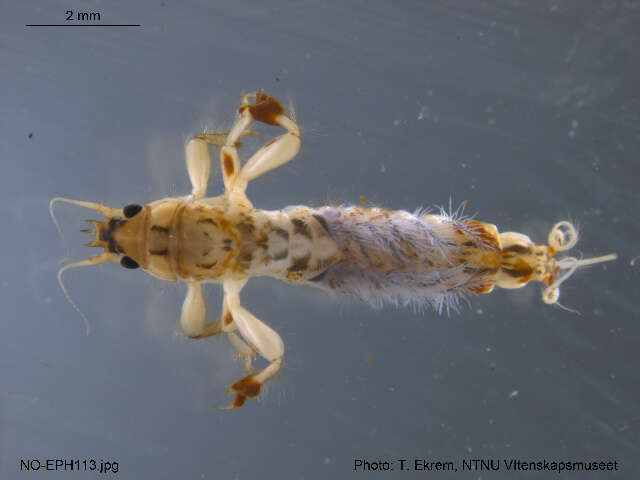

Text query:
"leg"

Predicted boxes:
[[180, 281, 222, 338], [235, 93, 300, 189], [179, 282, 256, 369], [189, 127, 256, 196], [218, 98, 253, 192], [237, 126, 300, 184], [184, 138, 211, 200], [220, 92, 301, 196], [227, 331, 256, 373], [219, 278, 284, 409]]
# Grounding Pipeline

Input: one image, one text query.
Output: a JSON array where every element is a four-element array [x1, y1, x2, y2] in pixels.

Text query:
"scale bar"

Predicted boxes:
[[26, 24, 141, 27]]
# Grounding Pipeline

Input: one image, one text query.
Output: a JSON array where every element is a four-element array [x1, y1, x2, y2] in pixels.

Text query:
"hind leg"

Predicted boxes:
[[218, 278, 284, 409], [235, 93, 300, 185], [220, 93, 301, 198]]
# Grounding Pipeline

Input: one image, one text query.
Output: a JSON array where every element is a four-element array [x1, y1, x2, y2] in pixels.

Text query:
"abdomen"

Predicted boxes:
[[306, 206, 503, 312]]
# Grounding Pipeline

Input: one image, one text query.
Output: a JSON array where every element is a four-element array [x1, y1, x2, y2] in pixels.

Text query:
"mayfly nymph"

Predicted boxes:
[[50, 92, 616, 409]]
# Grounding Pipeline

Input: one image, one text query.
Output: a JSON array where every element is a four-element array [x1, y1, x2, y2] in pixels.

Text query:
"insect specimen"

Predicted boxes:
[[51, 92, 616, 409]]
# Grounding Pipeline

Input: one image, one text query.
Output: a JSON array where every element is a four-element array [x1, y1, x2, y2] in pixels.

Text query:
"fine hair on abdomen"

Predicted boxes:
[[310, 206, 491, 313]]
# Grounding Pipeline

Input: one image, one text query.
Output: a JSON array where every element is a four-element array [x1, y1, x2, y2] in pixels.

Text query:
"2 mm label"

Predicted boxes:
[[65, 10, 101, 21]]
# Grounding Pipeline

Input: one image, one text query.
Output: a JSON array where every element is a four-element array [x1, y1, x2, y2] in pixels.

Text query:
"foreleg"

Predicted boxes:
[[184, 138, 212, 200]]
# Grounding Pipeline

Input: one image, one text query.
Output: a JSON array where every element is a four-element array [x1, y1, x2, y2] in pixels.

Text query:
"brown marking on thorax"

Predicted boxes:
[[178, 205, 241, 280]]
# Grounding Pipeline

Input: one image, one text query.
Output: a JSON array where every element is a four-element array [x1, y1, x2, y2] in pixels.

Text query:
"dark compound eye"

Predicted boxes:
[[123, 204, 143, 218], [120, 256, 139, 269]]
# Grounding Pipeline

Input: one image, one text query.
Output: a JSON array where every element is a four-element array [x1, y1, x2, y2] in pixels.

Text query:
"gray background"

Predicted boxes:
[[1, 1, 638, 479]]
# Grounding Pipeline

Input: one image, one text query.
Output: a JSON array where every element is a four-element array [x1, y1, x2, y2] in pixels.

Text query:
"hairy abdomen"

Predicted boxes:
[[306, 206, 503, 312]]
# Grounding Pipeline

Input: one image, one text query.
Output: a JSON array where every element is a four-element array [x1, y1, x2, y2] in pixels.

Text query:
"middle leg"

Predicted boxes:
[[179, 281, 256, 370]]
